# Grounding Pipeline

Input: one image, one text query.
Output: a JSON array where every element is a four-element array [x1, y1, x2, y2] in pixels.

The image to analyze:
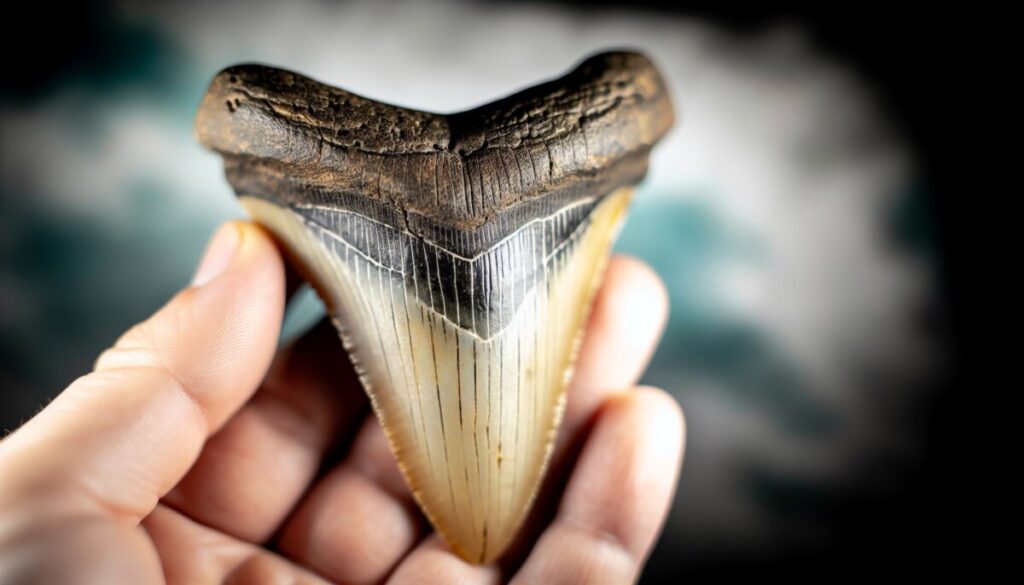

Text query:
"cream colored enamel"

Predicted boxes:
[[241, 187, 631, 563]]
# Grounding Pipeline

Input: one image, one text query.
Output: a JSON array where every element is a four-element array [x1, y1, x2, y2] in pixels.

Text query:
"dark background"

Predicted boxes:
[[618, 5, 971, 580], [1, 1, 976, 581]]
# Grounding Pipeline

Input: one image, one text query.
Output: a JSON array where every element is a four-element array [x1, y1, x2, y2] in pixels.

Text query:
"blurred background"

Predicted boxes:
[[0, 0, 962, 581]]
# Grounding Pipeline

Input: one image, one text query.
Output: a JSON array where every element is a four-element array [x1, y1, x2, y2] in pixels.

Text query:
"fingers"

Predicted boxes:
[[564, 256, 669, 440], [512, 388, 685, 585], [161, 319, 368, 543], [276, 416, 426, 584], [0, 516, 162, 585], [386, 535, 501, 585], [0, 222, 286, 525], [143, 505, 329, 584]]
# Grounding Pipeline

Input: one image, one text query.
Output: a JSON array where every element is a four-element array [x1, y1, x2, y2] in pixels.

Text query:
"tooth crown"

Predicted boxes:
[[196, 51, 673, 563]]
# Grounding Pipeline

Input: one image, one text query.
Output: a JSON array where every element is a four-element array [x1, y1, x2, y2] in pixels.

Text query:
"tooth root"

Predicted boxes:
[[241, 187, 632, 562]]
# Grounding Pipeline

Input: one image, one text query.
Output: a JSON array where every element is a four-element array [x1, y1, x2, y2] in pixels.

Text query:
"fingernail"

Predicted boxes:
[[192, 223, 242, 286]]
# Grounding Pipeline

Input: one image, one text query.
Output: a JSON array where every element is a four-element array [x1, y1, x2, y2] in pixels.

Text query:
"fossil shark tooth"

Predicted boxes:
[[195, 51, 674, 563]]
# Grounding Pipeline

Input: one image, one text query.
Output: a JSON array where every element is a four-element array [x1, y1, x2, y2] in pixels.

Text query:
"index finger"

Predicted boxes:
[[0, 222, 286, 525]]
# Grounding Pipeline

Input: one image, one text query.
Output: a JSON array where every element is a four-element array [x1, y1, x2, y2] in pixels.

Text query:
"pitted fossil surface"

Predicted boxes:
[[197, 52, 673, 230]]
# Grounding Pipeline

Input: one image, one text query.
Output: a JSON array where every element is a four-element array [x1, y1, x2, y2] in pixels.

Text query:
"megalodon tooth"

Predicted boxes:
[[195, 51, 674, 563]]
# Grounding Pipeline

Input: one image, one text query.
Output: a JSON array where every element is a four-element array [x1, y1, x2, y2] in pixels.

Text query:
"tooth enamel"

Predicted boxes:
[[196, 51, 673, 562], [241, 186, 631, 561]]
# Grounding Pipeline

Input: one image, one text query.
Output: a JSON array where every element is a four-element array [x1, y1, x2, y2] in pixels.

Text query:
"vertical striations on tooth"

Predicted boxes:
[[242, 187, 631, 562], [196, 50, 673, 563]]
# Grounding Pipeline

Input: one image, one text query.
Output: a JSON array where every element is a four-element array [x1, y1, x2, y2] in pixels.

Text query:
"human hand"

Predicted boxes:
[[0, 221, 685, 584]]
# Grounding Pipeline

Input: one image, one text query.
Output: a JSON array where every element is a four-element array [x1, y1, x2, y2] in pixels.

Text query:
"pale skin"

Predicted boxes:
[[0, 221, 685, 584]]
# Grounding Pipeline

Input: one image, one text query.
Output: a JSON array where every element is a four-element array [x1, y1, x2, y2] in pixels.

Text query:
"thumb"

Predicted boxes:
[[0, 221, 285, 525]]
